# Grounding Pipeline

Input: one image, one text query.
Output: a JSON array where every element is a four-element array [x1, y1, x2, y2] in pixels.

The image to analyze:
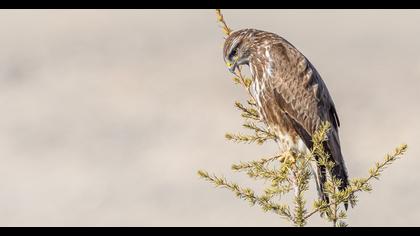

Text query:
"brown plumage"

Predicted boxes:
[[223, 29, 349, 206]]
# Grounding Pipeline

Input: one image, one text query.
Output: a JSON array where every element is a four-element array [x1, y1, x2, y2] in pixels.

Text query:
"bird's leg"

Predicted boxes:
[[282, 150, 299, 198]]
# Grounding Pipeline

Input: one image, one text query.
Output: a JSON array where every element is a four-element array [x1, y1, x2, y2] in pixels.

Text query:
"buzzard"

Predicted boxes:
[[223, 29, 349, 205]]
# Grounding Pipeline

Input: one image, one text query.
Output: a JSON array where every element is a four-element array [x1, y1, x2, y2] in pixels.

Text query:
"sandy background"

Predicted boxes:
[[0, 9, 419, 226]]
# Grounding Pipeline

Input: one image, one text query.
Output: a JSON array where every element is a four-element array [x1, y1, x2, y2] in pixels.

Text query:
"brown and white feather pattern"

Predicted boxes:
[[223, 29, 349, 203]]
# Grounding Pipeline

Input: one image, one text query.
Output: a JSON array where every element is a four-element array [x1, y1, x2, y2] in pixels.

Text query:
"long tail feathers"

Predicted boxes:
[[332, 163, 350, 210], [314, 155, 351, 210]]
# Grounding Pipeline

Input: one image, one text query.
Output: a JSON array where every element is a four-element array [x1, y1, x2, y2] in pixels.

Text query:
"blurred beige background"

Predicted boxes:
[[0, 9, 419, 226]]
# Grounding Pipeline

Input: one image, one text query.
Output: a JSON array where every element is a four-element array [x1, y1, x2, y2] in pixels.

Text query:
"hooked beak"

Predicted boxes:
[[227, 62, 237, 74], [226, 60, 238, 75]]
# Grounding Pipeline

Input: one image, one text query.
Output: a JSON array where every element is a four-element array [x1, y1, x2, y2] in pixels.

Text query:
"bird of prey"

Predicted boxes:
[[223, 28, 349, 205]]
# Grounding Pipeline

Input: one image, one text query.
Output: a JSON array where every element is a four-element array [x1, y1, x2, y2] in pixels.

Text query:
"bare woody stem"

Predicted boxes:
[[215, 9, 232, 36]]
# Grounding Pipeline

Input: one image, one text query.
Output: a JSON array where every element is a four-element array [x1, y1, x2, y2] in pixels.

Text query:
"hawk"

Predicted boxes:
[[223, 28, 349, 205]]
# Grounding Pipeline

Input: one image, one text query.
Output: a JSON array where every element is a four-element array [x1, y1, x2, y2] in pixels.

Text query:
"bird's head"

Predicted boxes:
[[223, 29, 256, 75]]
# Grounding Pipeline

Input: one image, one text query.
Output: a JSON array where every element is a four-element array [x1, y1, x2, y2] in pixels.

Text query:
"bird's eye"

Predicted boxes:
[[229, 48, 238, 60]]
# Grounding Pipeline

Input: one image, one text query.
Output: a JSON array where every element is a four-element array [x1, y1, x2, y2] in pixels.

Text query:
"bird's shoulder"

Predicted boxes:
[[267, 41, 338, 133]]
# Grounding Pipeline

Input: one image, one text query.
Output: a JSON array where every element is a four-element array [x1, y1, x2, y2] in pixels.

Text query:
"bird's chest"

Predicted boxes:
[[249, 63, 271, 118], [250, 78, 266, 109], [250, 70, 281, 129], [250, 77, 275, 128], [250, 67, 305, 153]]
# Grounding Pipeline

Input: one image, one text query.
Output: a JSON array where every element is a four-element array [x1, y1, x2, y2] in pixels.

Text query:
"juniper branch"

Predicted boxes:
[[225, 132, 273, 145], [234, 101, 260, 121], [231, 155, 283, 171], [243, 122, 277, 139], [197, 170, 293, 221]]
